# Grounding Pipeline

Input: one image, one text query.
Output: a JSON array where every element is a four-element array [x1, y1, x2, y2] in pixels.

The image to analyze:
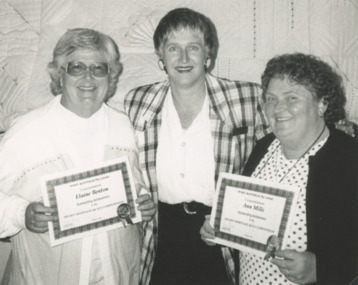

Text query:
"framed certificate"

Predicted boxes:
[[41, 156, 141, 246], [210, 172, 299, 258]]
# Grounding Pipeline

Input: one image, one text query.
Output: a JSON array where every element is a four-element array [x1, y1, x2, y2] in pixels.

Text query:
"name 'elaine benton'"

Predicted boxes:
[[76, 188, 109, 199]]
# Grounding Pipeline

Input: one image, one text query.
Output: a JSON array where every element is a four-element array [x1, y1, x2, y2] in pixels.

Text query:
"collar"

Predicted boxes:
[[135, 81, 169, 131], [138, 74, 234, 130], [206, 74, 235, 128]]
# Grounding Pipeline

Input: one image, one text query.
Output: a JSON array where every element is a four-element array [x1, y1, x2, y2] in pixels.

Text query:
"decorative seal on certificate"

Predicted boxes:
[[117, 203, 134, 227]]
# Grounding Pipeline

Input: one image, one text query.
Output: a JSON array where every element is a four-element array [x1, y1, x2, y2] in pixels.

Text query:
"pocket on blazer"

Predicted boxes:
[[229, 126, 248, 138]]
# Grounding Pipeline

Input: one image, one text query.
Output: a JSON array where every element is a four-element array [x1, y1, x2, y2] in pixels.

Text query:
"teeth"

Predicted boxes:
[[176, 67, 192, 71], [276, 117, 292, 122], [79, 86, 96, 91]]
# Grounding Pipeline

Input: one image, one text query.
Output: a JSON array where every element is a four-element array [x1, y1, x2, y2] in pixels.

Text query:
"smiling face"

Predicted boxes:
[[264, 76, 326, 148], [60, 49, 109, 118], [159, 28, 208, 89]]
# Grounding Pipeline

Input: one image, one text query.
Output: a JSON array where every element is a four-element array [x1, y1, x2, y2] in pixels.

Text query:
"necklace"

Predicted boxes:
[[255, 125, 327, 183]]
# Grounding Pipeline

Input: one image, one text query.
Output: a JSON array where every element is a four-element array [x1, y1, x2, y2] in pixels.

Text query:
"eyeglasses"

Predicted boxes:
[[62, 61, 110, 77]]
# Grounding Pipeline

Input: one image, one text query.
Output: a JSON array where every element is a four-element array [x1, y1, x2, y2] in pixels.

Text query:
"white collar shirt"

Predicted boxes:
[[57, 102, 108, 285], [156, 89, 215, 206]]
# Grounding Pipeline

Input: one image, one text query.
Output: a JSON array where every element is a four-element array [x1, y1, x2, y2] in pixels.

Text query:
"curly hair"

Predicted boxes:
[[48, 28, 122, 100], [261, 53, 346, 125], [153, 7, 219, 70]]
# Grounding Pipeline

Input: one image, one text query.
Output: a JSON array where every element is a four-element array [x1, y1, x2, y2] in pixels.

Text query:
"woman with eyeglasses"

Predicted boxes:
[[0, 28, 155, 285]]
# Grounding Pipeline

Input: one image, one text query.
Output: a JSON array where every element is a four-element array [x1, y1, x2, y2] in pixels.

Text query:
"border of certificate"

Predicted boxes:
[[41, 157, 139, 245], [211, 173, 298, 256]]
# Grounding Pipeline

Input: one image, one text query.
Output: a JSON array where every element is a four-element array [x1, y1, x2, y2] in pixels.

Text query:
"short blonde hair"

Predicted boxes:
[[48, 28, 122, 100]]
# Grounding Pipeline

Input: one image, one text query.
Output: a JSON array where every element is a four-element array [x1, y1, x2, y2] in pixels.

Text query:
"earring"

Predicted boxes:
[[158, 59, 165, 71], [205, 58, 211, 69]]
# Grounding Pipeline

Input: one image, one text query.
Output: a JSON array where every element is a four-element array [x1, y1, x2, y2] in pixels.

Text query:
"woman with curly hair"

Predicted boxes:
[[242, 53, 358, 284], [201, 53, 358, 285]]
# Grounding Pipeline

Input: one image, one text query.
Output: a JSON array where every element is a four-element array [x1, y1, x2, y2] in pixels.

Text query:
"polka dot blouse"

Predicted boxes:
[[239, 137, 328, 285]]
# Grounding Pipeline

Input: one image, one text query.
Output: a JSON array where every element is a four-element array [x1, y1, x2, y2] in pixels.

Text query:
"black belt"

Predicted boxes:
[[158, 201, 212, 216]]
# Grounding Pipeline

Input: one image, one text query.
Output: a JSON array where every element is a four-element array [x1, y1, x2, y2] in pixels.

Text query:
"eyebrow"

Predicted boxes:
[[165, 41, 202, 45], [283, 91, 297, 95], [266, 90, 296, 96]]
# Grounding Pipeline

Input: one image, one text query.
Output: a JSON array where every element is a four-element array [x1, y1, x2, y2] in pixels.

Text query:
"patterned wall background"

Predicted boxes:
[[0, 0, 358, 133], [0, 0, 358, 278]]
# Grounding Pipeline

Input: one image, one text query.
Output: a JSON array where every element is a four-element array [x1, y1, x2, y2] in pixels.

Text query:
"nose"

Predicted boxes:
[[83, 67, 94, 79], [273, 99, 287, 113], [180, 49, 189, 63]]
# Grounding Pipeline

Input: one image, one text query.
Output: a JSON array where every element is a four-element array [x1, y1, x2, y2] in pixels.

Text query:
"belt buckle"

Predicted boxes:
[[183, 202, 197, 215]]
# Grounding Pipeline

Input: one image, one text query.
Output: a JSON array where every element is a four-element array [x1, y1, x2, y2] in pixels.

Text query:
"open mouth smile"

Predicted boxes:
[[276, 117, 292, 122], [78, 86, 97, 91], [175, 66, 193, 73]]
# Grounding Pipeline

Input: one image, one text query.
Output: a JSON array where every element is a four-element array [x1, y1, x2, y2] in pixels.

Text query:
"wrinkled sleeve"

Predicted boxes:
[[0, 138, 29, 238], [0, 192, 29, 238]]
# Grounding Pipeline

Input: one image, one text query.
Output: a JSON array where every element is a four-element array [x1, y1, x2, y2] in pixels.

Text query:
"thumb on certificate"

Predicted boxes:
[[135, 188, 156, 222], [136, 183, 151, 196], [200, 215, 216, 246], [274, 249, 297, 261], [135, 185, 152, 204], [25, 202, 54, 233]]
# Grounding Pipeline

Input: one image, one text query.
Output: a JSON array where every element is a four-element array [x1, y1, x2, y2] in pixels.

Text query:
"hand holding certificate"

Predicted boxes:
[[41, 156, 141, 246], [209, 173, 299, 258]]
